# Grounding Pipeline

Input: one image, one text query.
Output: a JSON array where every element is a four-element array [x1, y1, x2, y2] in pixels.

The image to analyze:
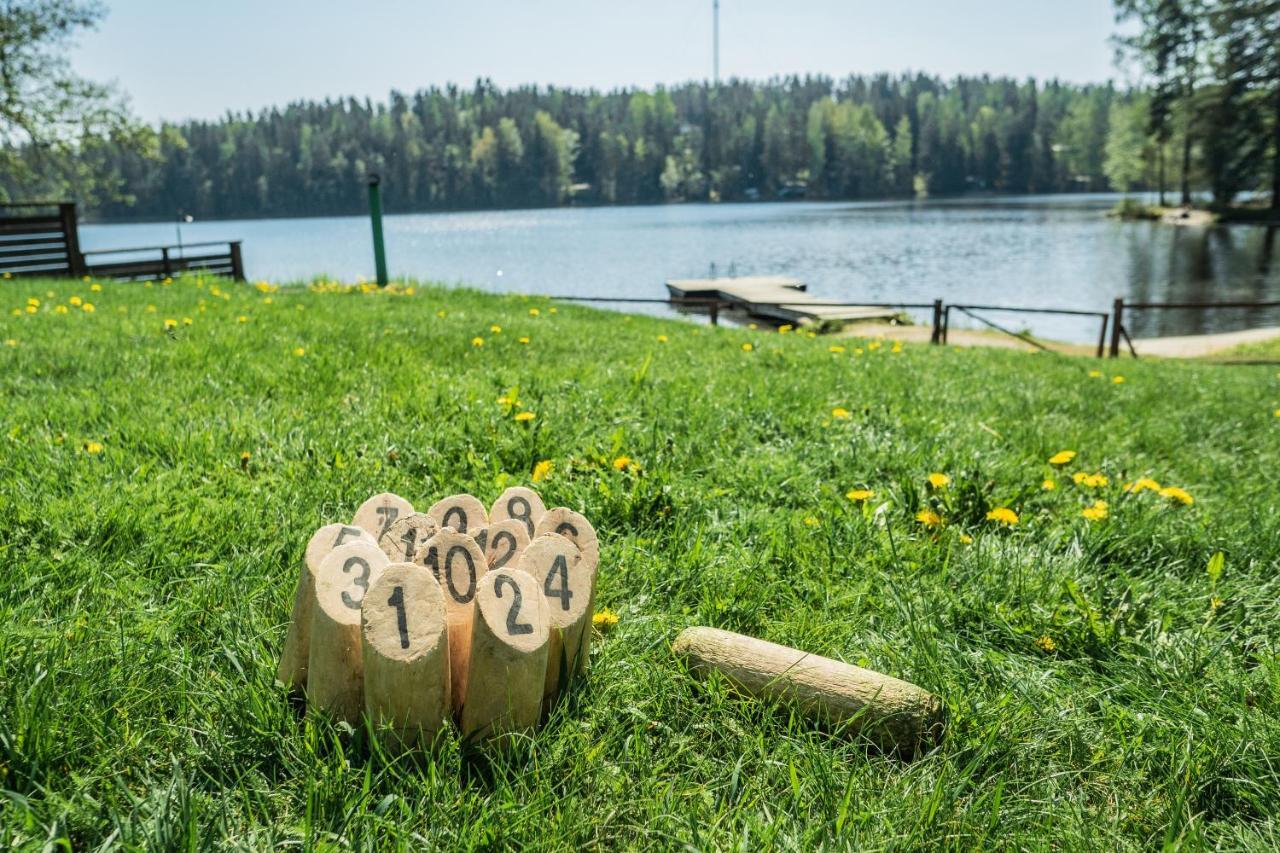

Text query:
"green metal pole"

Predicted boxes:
[[367, 173, 388, 286]]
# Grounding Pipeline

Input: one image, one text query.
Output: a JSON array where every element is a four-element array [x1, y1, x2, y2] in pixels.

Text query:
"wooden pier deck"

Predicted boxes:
[[665, 276, 900, 326]]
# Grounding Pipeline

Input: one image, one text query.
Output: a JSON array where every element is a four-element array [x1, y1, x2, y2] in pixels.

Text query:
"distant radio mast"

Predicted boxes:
[[713, 0, 720, 86]]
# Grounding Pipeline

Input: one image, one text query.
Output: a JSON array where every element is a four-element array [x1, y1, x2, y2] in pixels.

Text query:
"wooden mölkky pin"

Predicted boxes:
[[379, 512, 438, 563], [672, 627, 945, 755], [416, 527, 488, 713], [460, 568, 550, 743], [490, 486, 547, 538], [361, 562, 450, 747], [484, 518, 530, 570], [278, 523, 377, 690], [352, 492, 415, 541], [534, 508, 599, 672], [517, 533, 591, 703], [307, 541, 389, 722], [426, 493, 487, 536]]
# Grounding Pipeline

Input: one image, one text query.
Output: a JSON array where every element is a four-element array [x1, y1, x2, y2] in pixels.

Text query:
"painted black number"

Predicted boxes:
[[333, 525, 363, 547], [387, 585, 410, 649], [442, 506, 468, 533], [375, 505, 400, 537], [444, 544, 476, 604], [472, 527, 488, 551], [340, 556, 371, 609], [494, 574, 533, 635], [556, 521, 579, 541], [399, 527, 418, 561], [543, 553, 573, 611], [508, 496, 533, 535], [490, 530, 517, 569]]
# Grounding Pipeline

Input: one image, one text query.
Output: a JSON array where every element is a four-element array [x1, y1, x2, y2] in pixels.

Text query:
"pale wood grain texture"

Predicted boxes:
[[460, 568, 549, 743], [361, 562, 450, 747], [278, 523, 376, 689], [516, 534, 591, 703], [415, 528, 488, 714], [378, 512, 438, 563], [534, 509, 599, 673], [489, 487, 547, 538], [483, 518, 531, 571], [673, 627, 945, 755], [425, 494, 488, 536], [352, 492, 415, 541], [306, 541, 389, 723]]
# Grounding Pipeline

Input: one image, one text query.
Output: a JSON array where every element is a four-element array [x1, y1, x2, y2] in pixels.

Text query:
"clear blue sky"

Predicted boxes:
[[73, 1, 1129, 124]]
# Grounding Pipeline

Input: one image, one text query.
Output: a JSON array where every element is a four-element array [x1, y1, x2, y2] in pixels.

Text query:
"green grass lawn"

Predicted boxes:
[[2, 275, 1278, 849]]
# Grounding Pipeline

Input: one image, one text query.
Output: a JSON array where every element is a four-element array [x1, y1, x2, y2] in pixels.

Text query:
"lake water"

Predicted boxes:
[[80, 195, 1280, 342]]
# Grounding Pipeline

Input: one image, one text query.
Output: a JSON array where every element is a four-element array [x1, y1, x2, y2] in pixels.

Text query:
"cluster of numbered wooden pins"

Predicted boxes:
[[277, 486, 598, 746]]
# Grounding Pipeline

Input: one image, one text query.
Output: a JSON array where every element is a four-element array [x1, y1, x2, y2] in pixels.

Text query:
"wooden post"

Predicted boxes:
[[1095, 314, 1109, 359], [942, 306, 951, 345], [516, 534, 592, 704], [228, 241, 245, 281], [361, 562, 450, 747], [59, 203, 86, 277], [161, 247, 172, 278], [484, 519, 531, 570], [278, 523, 378, 690], [417, 528, 489, 714], [489, 486, 547, 538], [352, 492, 415, 541], [307, 541, 389, 722], [930, 299, 943, 345], [533, 509, 599, 674], [378, 512, 438, 563], [426, 494, 488, 536], [673, 627, 945, 755], [459, 568, 550, 743], [709, 300, 720, 326], [1109, 298, 1124, 358]]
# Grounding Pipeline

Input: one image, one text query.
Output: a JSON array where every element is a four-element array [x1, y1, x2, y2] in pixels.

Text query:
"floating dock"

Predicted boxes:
[[664, 276, 900, 326]]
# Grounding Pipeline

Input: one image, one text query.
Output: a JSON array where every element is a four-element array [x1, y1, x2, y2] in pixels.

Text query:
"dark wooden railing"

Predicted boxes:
[[81, 241, 244, 281]]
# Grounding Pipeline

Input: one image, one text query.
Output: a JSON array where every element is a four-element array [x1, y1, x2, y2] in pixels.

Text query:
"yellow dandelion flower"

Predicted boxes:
[[959, 533, 974, 544], [916, 508, 942, 528], [1042, 478, 1056, 491], [1275, 408, 1280, 417], [532, 459, 553, 481], [1072, 472, 1108, 488], [1159, 486, 1194, 505], [293, 347, 306, 357], [83, 441, 104, 454], [1089, 369, 1103, 378], [612, 455, 632, 470], [1124, 477, 1161, 494], [69, 295, 83, 306], [471, 336, 484, 347], [927, 472, 950, 489], [1048, 450, 1076, 466], [514, 411, 535, 422], [529, 308, 540, 317], [548, 306, 557, 313], [891, 341, 903, 353], [81, 303, 94, 313], [868, 341, 882, 351], [491, 324, 502, 334], [806, 331, 817, 338], [436, 309, 447, 318], [748, 323, 758, 330], [240, 451, 251, 464], [162, 277, 173, 285], [54, 305, 68, 314], [741, 342, 754, 352], [4, 339, 17, 347], [657, 334, 668, 343], [237, 315, 248, 323], [26, 297, 39, 307], [1082, 500, 1109, 521], [163, 318, 178, 330], [986, 507, 1018, 526], [90, 283, 102, 292], [1112, 375, 1125, 384], [831, 407, 851, 419], [845, 488, 874, 502], [518, 336, 530, 344], [25, 305, 36, 314], [803, 515, 819, 527], [182, 317, 193, 326], [592, 607, 619, 630], [778, 324, 793, 334], [1035, 635, 1056, 653], [11, 309, 21, 317]]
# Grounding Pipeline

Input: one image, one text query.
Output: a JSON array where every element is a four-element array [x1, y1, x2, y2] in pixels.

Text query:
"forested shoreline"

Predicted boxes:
[[8, 75, 1164, 221]]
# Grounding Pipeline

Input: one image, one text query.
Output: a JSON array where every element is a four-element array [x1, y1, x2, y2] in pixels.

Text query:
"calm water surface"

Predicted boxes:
[[80, 195, 1280, 342]]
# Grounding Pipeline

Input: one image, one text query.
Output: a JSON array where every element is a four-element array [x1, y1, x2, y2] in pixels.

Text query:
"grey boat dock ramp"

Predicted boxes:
[[664, 276, 902, 326]]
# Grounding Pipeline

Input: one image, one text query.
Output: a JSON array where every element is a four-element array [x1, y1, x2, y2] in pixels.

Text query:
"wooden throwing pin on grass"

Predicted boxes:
[[361, 562, 450, 748], [416, 527, 488, 714], [534, 508, 599, 672], [484, 518, 530, 571], [460, 568, 549, 743], [307, 540, 390, 723], [379, 512, 438, 563], [517, 533, 592, 704], [278, 523, 377, 690], [489, 486, 547, 538], [352, 492, 415, 541], [426, 493, 488, 537], [672, 627, 945, 756]]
